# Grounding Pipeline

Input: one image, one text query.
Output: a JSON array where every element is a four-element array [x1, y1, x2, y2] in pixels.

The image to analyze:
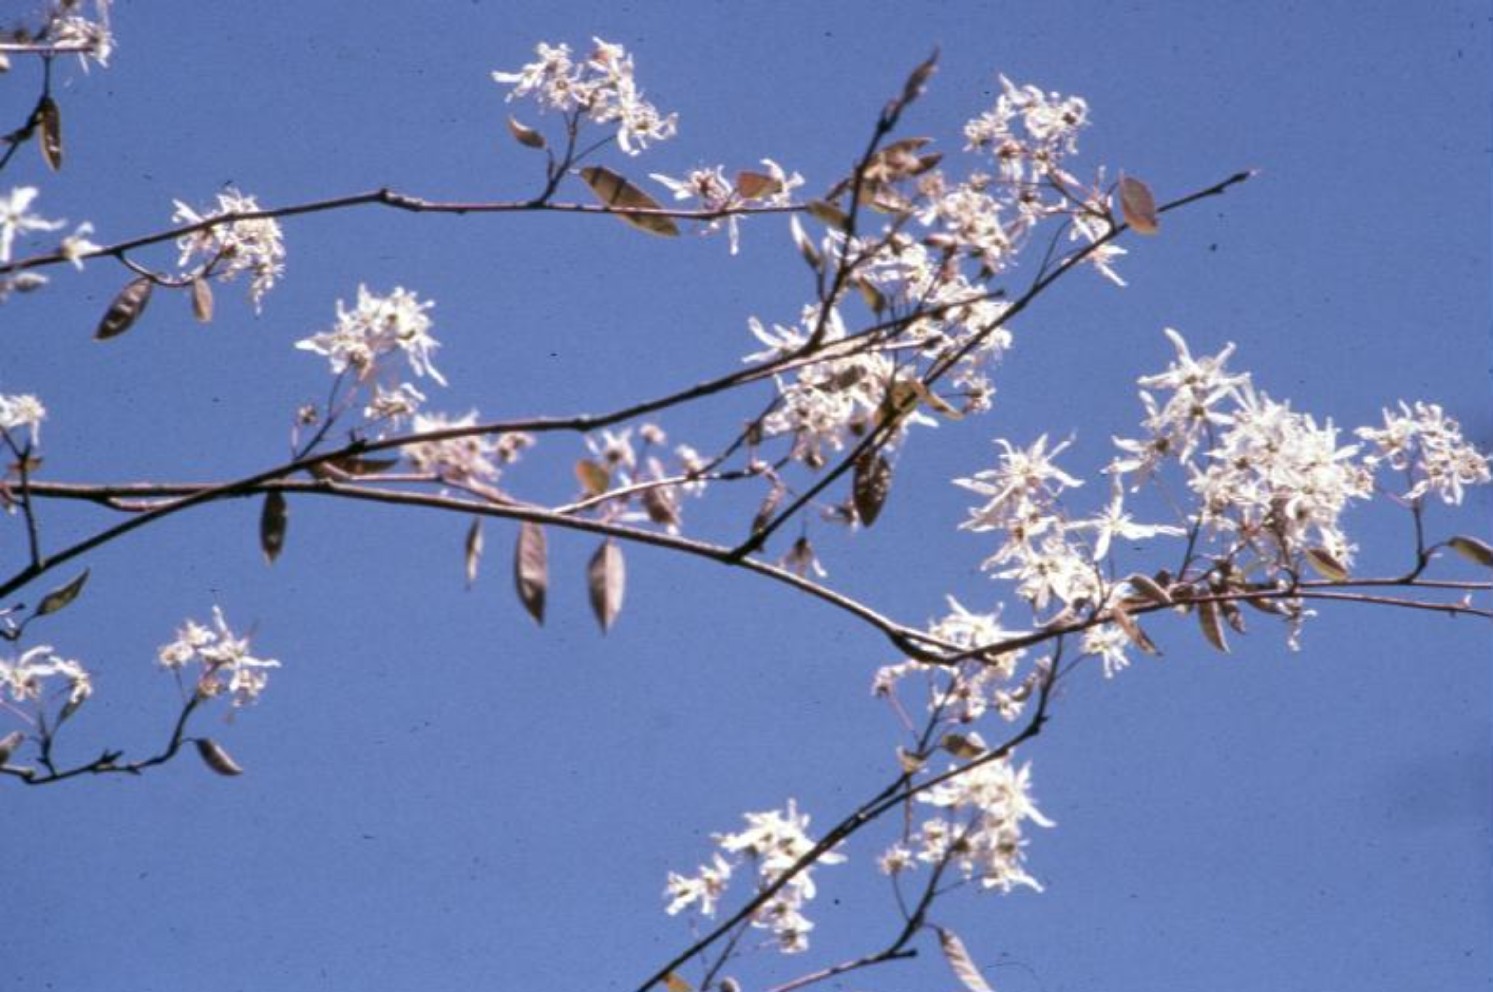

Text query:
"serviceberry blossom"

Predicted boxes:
[[1, 645, 92, 708], [493, 38, 677, 155], [297, 285, 445, 387], [157, 607, 279, 707], [1357, 401, 1491, 505], [0, 393, 47, 447], [874, 597, 1030, 725], [892, 752, 1053, 893], [402, 412, 532, 489], [665, 798, 844, 954], [36, 0, 114, 69], [172, 189, 285, 311], [964, 75, 1089, 185]]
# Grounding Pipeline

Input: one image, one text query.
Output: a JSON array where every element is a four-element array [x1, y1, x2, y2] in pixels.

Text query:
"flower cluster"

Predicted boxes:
[[1, 645, 92, 710], [493, 38, 677, 155], [172, 188, 285, 311], [1357, 401, 1491, 506], [43, 0, 114, 69], [882, 751, 1054, 893], [158, 607, 279, 707], [297, 284, 444, 388], [665, 798, 844, 954], [873, 597, 1033, 725], [402, 412, 532, 489]]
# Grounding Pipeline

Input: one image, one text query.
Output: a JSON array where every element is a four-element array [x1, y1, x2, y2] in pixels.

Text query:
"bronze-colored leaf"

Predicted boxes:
[[854, 276, 886, 315], [642, 486, 680, 529], [0, 729, 24, 765], [507, 115, 546, 149], [190, 276, 214, 323], [751, 485, 785, 535], [895, 746, 926, 774], [574, 458, 610, 497], [940, 732, 987, 760], [37, 96, 62, 171], [805, 199, 849, 230], [789, 216, 822, 273], [1124, 572, 1173, 606], [735, 170, 782, 200], [196, 738, 244, 776], [898, 48, 939, 109], [95, 277, 153, 340], [853, 451, 892, 527], [1118, 175, 1159, 234], [579, 166, 680, 236], [464, 517, 484, 588], [36, 568, 89, 617], [514, 521, 548, 625], [259, 491, 288, 564], [937, 927, 995, 992], [587, 538, 625, 633], [1220, 598, 1247, 635], [1109, 602, 1160, 655], [1447, 535, 1493, 568], [662, 973, 692, 992], [1303, 546, 1349, 582], [1197, 598, 1229, 653]]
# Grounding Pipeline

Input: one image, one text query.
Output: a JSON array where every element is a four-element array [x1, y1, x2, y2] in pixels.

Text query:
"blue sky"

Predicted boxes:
[[2, 3, 1489, 991]]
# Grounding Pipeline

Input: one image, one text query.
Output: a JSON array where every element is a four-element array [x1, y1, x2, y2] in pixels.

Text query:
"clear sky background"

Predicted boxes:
[[3, 2, 1489, 991]]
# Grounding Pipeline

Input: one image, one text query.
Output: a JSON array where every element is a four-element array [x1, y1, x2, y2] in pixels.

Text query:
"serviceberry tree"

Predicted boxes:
[[3, 5, 1488, 990]]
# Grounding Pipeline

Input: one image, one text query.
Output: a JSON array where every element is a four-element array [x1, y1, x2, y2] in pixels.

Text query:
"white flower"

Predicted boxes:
[[0, 187, 65, 264], [1357, 401, 1491, 505], [0, 393, 47, 446], [1067, 480, 1184, 561], [59, 223, 101, 270], [663, 853, 732, 917], [172, 189, 285, 310], [297, 285, 444, 386], [158, 607, 279, 707], [1, 646, 92, 707], [403, 412, 504, 487]]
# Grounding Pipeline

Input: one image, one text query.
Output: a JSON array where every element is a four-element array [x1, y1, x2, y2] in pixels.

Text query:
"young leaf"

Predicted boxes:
[[1197, 598, 1229, 653], [36, 568, 90, 617], [0, 729, 25, 765], [38, 96, 62, 171], [853, 451, 892, 527], [937, 927, 996, 992], [507, 115, 546, 149], [464, 517, 484, 588], [579, 166, 680, 236], [587, 538, 626, 633], [805, 199, 849, 230], [662, 974, 692, 992], [1447, 535, 1493, 568], [1109, 602, 1160, 655], [940, 732, 987, 760], [735, 170, 782, 200], [95, 277, 154, 340], [574, 458, 610, 497], [196, 738, 244, 776], [190, 276, 215, 323], [514, 522, 548, 625], [1118, 175, 1159, 234], [1304, 546, 1349, 582], [789, 215, 823, 273], [898, 48, 939, 110], [260, 491, 288, 564], [1124, 571, 1173, 606]]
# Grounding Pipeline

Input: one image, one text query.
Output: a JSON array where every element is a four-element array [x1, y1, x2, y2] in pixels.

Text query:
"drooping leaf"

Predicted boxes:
[[574, 458, 610, 497], [190, 276, 215, 323], [95, 277, 153, 340], [0, 729, 25, 765], [1197, 598, 1229, 653], [579, 166, 680, 236], [751, 485, 785, 535], [506, 115, 546, 150], [1303, 546, 1349, 582], [853, 451, 892, 527], [1220, 598, 1248, 635], [259, 491, 288, 564], [513, 521, 548, 625], [735, 170, 782, 200], [37, 96, 62, 171], [1447, 535, 1493, 568], [1118, 175, 1159, 234], [36, 568, 89, 617], [196, 738, 244, 776], [587, 538, 626, 633], [464, 517, 484, 588], [937, 927, 996, 992], [642, 486, 680, 529], [789, 215, 823, 273], [1109, 602, 1160, 655]]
